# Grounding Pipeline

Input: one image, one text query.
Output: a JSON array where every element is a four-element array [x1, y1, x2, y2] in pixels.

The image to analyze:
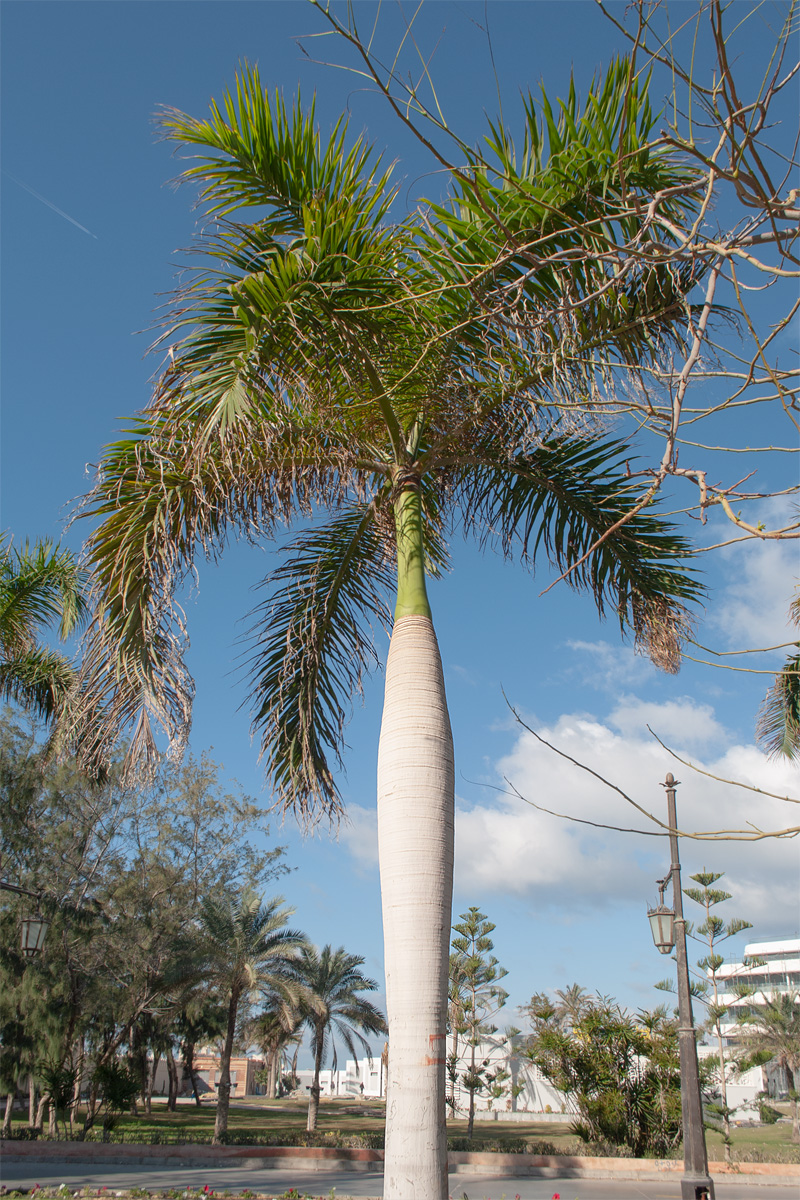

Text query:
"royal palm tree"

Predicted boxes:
[[76, 65, 703, 1198], [0, 536, 88, 722], [198, 887, 307, 1142], [294, 944, 387, 1131]]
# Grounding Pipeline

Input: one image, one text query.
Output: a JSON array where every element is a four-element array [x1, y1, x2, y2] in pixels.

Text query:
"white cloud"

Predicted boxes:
[[454, 697, 799, 933], [707, 504, 798, 651], [565, 639, 656, 692], [338, 698, 799, 938], [338, 803, 379, 868], [609, 695, 726, 748]]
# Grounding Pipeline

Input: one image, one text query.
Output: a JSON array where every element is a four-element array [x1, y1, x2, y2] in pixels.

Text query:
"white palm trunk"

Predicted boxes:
[[378, 613, 455, 1200]]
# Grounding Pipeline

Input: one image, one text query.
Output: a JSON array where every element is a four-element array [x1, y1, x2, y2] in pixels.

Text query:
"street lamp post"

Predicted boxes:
[[647, 773, 714, 1200]]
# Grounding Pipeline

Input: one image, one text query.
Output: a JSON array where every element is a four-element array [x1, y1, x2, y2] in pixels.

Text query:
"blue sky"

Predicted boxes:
[[1, 0, 797, 1054]]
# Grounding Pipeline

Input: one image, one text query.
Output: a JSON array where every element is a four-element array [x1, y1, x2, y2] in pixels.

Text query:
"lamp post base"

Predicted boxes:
[[681, 1175, 715, 1200]]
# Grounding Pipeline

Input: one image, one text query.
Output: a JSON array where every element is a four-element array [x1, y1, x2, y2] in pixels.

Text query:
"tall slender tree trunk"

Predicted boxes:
[[181, 1040, 203, 1107], [378, 483, 455, 1200], [146, 1051, 160, 1114], [467, 1040, 477, 1139], [307, 1035, 325, 1132], [713, 1022, 732, 1160], [213, 988, 239, 1144], [786, 1063, 799, 1143], [166, 1047, 179, 1110], [2, 1090, 14, 1136], [448, 1027, 459, 1111], [28, 1074, 36, 1128], [71, 1039, 84, 1126], [267, 1048, 279, 1098]]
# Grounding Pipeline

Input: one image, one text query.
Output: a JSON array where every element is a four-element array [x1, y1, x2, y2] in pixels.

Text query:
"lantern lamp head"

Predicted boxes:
[[20, 915, 48, 957], [647, 903, 675, 954]]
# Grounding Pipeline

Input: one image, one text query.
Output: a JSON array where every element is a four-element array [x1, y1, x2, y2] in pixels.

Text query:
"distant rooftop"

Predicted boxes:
[[743, 938, 800, 961]]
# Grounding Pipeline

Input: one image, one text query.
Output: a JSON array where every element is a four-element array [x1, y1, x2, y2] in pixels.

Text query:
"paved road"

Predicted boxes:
[[1, 1160, 796, 1200]]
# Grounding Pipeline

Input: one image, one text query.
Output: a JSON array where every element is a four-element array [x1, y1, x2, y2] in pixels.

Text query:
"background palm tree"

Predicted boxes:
[[0, 536, 88, 722], [76, 64, 703, 1199], [198, 887, 307, 1142], [294, 944, 387, 1132], [251, 1004, 302, 1098], [737, 992, 800, 1142], [757, 593, 800, 761]]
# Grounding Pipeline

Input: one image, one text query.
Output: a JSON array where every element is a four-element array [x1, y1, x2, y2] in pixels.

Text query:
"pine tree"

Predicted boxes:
[[659, 869, 754, 1160], [450, 908, 508, 1137]]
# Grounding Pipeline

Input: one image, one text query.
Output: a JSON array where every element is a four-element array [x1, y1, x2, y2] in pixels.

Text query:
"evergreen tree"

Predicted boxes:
[[450, 908, 508, 1137], [681, 870, 754, 1158]]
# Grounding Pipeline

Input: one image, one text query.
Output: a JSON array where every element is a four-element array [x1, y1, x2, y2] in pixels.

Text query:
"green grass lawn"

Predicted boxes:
[[8, 1097, 798, 1161]]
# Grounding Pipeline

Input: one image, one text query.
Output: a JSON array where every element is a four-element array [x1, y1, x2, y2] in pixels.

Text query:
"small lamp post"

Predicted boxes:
[[0, 878, 49, 957], [647, 774, 715, 1200]]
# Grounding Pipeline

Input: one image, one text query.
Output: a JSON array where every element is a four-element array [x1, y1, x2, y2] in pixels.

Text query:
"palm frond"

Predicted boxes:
[[757, 652, 800, 761], [73, 392, 363, 778], [461, 435, 702, 671], [246, 503, 394, 824], [294, 944, 387, 1071], [756, 591, 800, 760], [422, 57, 705, 422], [0, 646, 77, 721], [159, 64, 396, 227], [0, 536, 89, 653]]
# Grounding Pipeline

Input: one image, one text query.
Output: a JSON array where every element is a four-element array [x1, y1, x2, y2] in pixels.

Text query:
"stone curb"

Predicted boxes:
[[2, 1141, 798, 1187]]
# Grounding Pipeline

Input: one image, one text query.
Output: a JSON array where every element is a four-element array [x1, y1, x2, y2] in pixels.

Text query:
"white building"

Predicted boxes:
[[714, 937, 800, 1043], [292, 1054, 386, 1099], [444, 1032, 572, 1120], [700, 936, 799, 1112]]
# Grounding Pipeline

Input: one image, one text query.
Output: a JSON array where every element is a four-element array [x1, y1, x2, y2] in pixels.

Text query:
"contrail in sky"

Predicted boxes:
[[4, 170, 98, 238]]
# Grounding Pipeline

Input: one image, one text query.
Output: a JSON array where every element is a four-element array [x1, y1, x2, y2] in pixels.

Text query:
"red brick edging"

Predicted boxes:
[[2, 1140, 798, 1185]]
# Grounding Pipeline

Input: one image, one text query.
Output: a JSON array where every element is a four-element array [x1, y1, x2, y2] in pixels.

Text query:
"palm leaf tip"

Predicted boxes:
[[246, 506, 393, 829], [631, 593, 694, 675]]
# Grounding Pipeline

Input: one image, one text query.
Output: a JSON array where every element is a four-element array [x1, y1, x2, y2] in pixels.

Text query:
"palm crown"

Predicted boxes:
[[296, 943, 387, 1067], [77, 63, 701, 817]]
